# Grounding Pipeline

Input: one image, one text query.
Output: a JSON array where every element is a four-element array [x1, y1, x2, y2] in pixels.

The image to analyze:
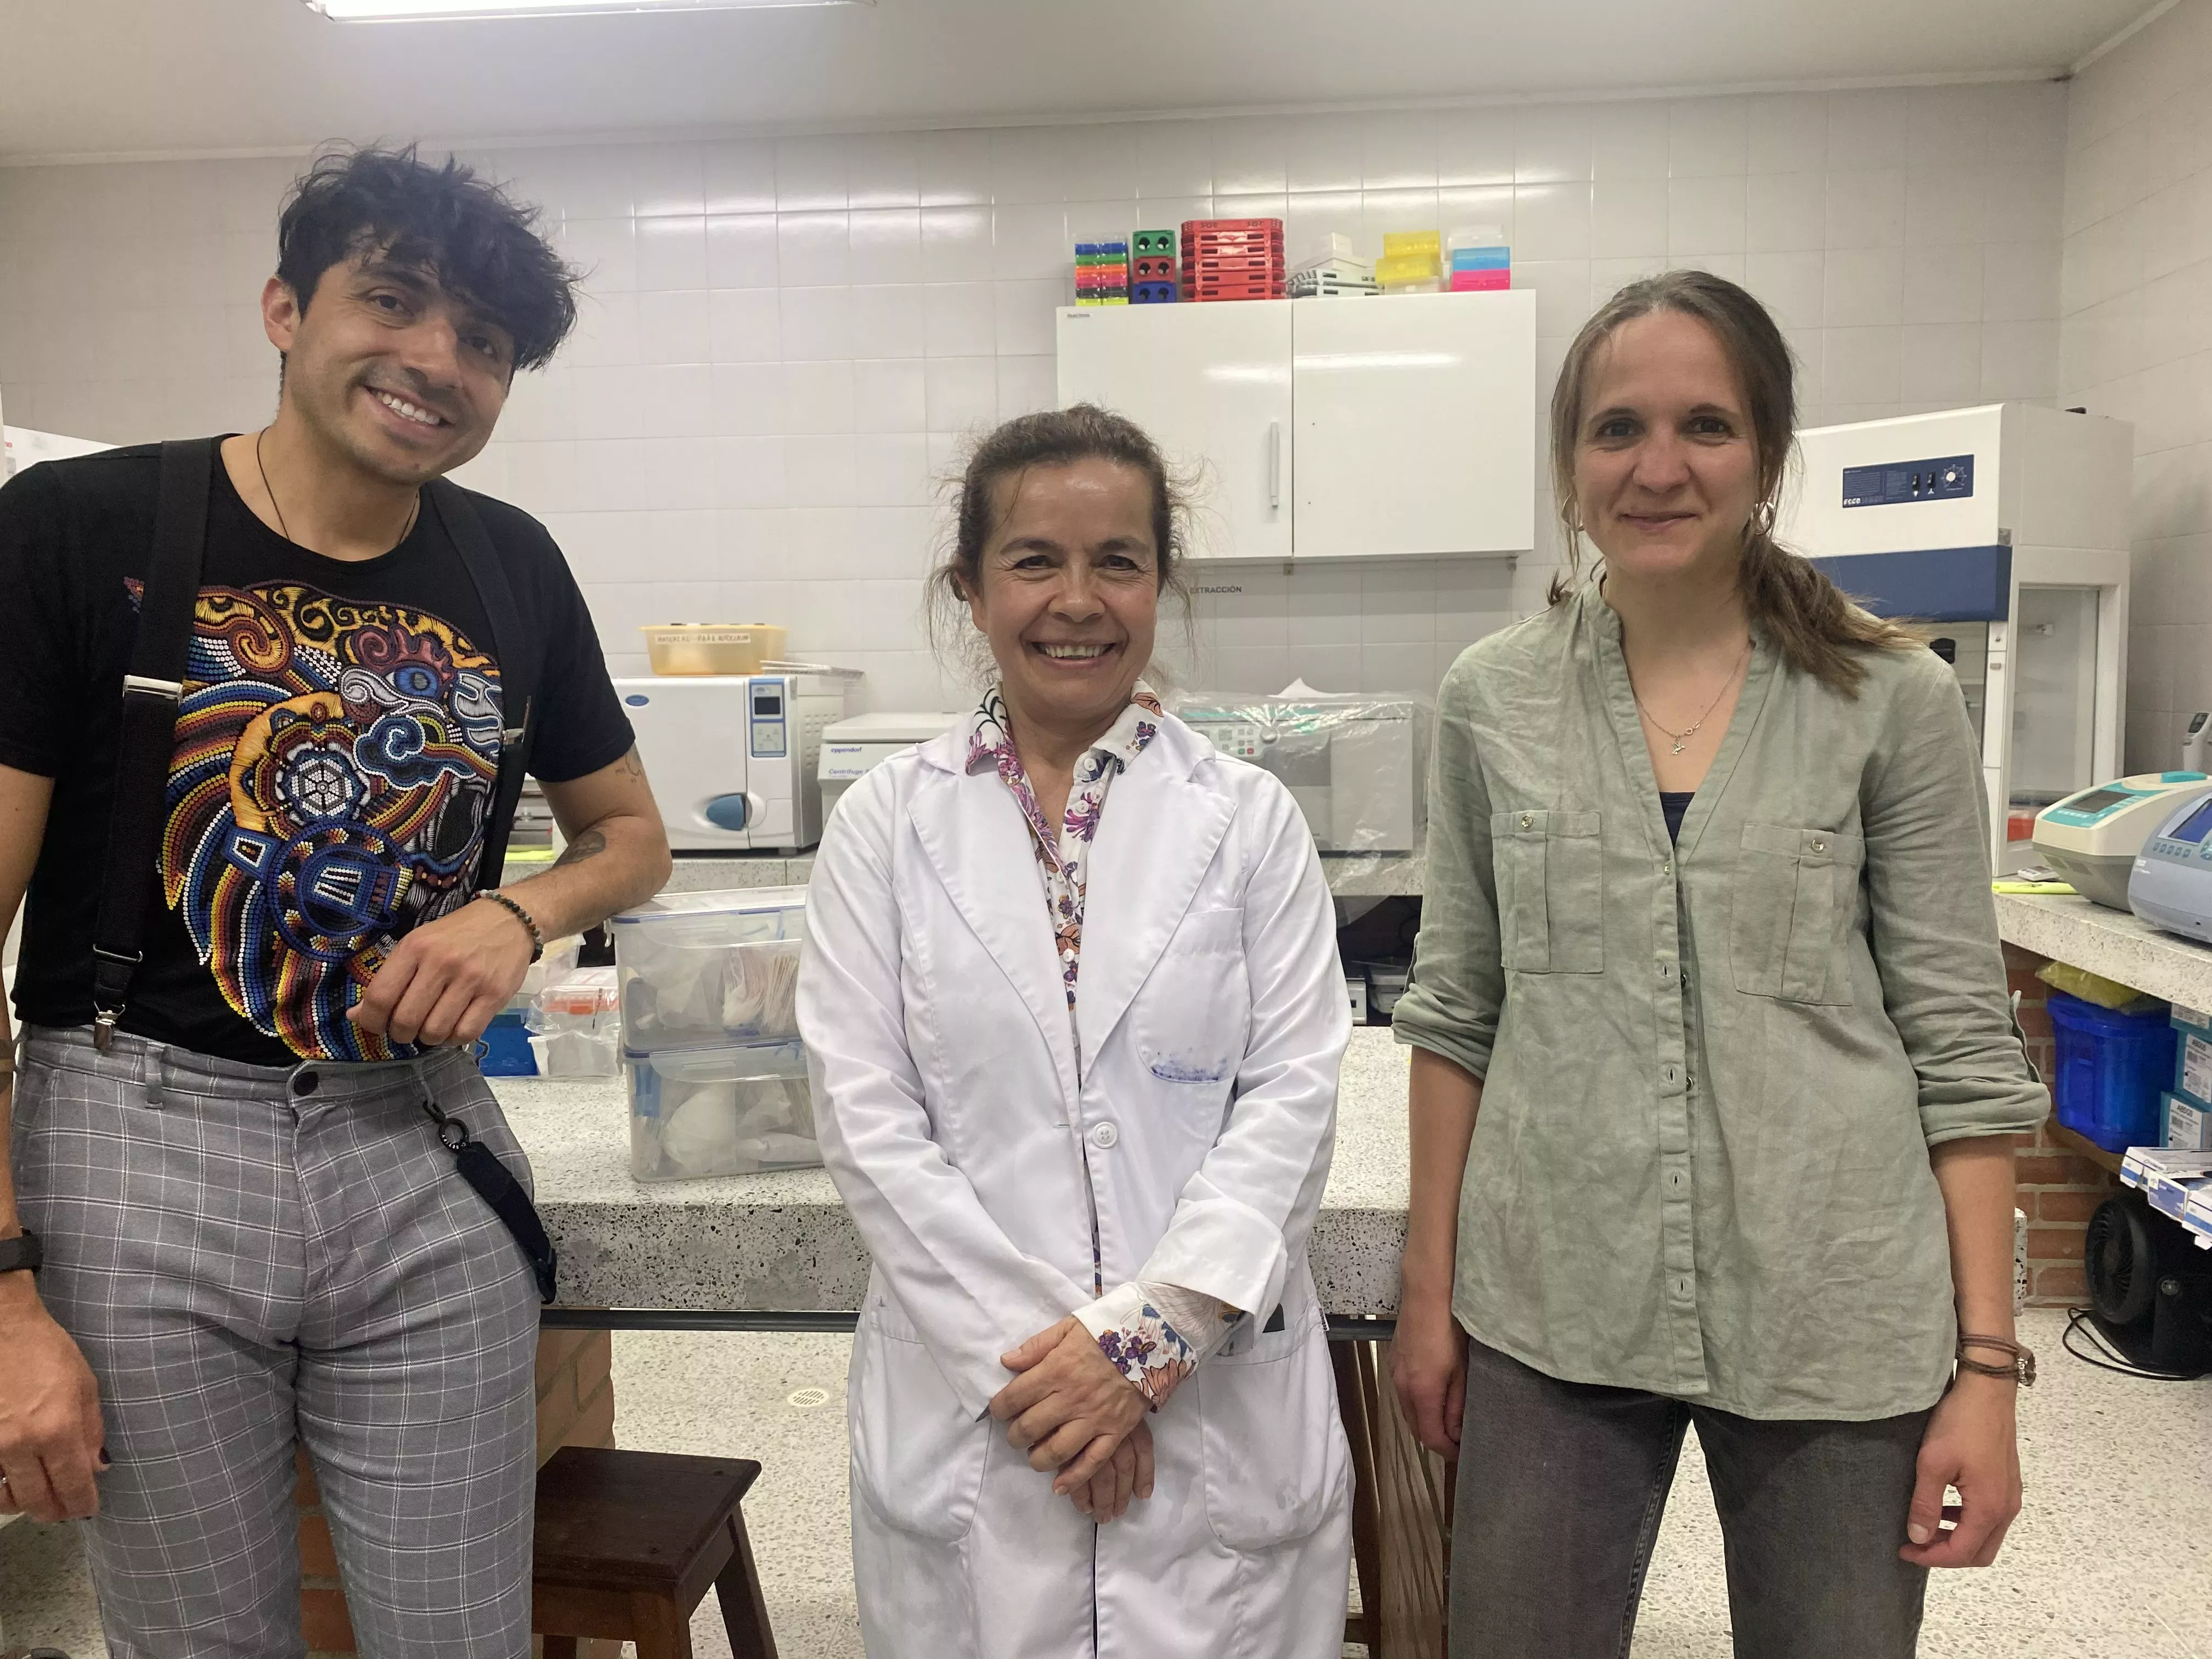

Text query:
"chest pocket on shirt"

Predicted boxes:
[[1729, 823, 1864, 1005], [1489, 810, 1604, 974]]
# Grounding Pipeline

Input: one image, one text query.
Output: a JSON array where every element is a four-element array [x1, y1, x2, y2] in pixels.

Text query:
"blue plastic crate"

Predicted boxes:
[[2049, 989, 2175, 1152]]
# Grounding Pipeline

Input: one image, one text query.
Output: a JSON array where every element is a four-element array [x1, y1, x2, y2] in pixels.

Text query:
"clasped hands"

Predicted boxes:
[[989, 1316, 1155, 1524]]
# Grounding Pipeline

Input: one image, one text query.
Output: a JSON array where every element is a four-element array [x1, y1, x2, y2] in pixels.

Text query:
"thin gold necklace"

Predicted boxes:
[[255, 426, 421, 550], [1632, 640, 1752, 756]]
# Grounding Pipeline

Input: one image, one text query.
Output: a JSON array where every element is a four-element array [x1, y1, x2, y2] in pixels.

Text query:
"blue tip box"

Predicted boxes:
[[476, 1009, 538, 1076]]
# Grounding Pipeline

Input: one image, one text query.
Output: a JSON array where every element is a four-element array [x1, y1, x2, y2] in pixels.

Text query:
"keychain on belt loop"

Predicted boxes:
[[422, 1091, 476, 1153]]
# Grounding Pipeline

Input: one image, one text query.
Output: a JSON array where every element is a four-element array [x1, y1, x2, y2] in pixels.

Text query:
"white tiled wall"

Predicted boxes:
[[2059, 0, 2212, 771], [0, 81, 2064, 708]]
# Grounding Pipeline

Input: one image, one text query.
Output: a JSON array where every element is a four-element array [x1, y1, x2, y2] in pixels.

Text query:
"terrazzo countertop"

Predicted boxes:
[[1994, 890, 2212, 1007], [495, 1026, 1412, 1318]]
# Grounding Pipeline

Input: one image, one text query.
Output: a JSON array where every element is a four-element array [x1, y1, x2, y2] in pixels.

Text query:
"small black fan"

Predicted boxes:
[[2083, 1190, 2212, 1378]]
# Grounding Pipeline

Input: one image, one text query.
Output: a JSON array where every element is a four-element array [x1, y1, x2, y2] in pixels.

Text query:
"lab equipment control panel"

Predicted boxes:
[[2145, 793, 2212, 862], [1841, 454, 1974, 508], [749, 681, 787, 758]]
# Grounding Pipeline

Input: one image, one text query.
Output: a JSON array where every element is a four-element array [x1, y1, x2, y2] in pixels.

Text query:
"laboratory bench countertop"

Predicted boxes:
[[511, 879, 2205, 1323], [497, 1025, 1412, 1321], [1993, 889, 2212, 1010]]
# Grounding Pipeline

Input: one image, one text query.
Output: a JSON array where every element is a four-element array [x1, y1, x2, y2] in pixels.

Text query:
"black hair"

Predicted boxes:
[[275, 144, 578, 373], [926, 404, 1197, 684]]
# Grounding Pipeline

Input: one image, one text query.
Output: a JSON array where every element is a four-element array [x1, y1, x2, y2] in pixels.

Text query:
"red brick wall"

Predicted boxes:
[[298, 1329, 620, 1658], [2005, 944, 2121, 1305]]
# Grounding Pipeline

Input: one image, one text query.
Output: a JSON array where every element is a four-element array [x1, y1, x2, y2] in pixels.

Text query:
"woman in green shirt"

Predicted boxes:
[[1389, 270, 2045, 1658]]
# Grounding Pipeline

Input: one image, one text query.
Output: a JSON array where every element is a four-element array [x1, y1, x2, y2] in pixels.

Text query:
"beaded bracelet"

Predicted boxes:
[[480, 889, 545, 964]]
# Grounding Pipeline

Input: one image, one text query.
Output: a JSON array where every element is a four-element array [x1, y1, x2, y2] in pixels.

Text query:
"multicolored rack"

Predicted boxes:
[[1074, 240, 1130, 306], [1131, 229, 1178, 303]]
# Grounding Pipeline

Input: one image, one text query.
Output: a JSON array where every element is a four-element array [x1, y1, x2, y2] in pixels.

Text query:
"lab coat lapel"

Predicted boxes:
[[1076, 719, 1237, 1069], [905, 749, 1079, 1086]]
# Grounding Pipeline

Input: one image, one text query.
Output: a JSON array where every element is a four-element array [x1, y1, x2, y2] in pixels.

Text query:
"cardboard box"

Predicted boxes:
[[2150, 1171, 2212, 1222], [2175, 1028, 2212, 1113], [2119, 1146, 2212, 1190], [2179, 1184, 2212, 1249], [2168, 1092, 2212, 1150]]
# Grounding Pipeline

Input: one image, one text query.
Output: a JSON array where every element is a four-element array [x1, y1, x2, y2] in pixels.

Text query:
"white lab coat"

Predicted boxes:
[[798, 711, 1354, 1659]]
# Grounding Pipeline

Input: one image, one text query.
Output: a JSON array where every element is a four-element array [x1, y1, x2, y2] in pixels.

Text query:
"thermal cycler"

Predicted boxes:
[[2129, 788, 2212, 946], [2034, 772, 2210, 909]]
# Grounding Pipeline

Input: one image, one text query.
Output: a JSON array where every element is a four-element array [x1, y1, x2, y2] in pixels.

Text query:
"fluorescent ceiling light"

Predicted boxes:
[[304, 0, 866, 19]]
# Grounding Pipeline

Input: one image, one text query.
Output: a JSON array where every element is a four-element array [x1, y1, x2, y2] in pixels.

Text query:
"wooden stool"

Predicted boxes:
[[1332, 1340, 1454, 1657], [533, 1446, 779, 1659]]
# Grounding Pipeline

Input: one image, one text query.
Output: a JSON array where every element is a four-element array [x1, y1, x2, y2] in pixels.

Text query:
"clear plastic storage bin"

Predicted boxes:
[[612, 887, 808, 1053], [626, 1042, 819, 1182]]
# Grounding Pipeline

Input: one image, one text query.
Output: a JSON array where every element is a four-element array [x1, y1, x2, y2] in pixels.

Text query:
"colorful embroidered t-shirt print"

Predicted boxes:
[[147, 579, 504, 1061]]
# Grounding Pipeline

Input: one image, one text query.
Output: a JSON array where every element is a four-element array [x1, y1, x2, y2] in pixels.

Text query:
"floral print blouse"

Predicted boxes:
[[964, 685, 1233, 1410]]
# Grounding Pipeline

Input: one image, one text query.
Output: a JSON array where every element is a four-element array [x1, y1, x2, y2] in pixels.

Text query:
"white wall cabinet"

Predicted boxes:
[[1053, 299, 1293, 563], [1055, 290, 1534, 563]]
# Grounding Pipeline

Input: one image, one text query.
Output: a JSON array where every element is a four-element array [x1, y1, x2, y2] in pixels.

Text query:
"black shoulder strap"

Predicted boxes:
[[425, 478, 538, 895], [92, 439, 216, 1052]]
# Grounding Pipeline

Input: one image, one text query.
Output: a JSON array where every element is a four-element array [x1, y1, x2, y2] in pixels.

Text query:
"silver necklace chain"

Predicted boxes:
[[1631, 640, 1752, 756], [254, 426, 420, 551]]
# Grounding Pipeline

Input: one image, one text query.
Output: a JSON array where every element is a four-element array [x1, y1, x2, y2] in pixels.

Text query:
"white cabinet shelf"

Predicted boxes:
[[1056, 290, 1535, 565]]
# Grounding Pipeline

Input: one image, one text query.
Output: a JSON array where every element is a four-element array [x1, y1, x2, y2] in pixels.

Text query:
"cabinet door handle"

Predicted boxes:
[[1268, 420, 1283, 510]]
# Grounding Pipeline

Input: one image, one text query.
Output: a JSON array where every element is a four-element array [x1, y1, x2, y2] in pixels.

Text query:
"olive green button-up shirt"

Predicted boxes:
[[1392, 585, 2047, 1421]]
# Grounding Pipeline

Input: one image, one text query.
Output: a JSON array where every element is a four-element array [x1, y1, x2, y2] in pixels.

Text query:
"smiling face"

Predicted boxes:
[[264, 252, 516, 487], [964, 458, 1160, 742], [1571, 308, 1765, 589]]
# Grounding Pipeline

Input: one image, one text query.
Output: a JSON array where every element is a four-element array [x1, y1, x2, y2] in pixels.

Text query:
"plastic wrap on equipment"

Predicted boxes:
[[1169, 688, 1434, 872]]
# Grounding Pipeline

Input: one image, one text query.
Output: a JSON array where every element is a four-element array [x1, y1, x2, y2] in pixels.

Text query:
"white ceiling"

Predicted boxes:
[[0, 0, 2158, 162]]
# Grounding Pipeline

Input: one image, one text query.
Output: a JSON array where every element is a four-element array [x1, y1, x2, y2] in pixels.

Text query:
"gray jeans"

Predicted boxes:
[[1450, 1335, 1932, 1659], [9, 1026, 542, 1659]]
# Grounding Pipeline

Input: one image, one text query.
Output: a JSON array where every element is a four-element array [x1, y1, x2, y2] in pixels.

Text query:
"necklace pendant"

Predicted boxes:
[[1671, 738, 1687, 755]]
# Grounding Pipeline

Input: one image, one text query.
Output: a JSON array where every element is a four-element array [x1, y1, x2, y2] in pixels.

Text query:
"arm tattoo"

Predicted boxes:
[[554, 828, 608, 868], [615, 747, 647, 781]]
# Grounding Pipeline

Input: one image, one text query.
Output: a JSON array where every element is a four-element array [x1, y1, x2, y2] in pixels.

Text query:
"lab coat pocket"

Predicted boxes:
[[1135, 907, 1250, 1091], [1489, 810, 1604, 974], [1196, 1310, 1347, 1552], [1729, 823, 1865, 1006], [848, 1295, 991, 1543]]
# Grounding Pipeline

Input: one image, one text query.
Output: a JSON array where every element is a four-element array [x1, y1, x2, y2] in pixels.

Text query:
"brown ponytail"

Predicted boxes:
[[1548, 269, 1921, 695]]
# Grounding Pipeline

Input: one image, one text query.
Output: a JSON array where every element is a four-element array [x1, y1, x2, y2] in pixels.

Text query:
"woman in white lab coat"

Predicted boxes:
[[797, 404, 1353, 1659]]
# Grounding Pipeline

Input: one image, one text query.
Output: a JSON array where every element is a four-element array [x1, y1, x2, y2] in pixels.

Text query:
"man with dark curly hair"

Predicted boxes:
[[0, 145, 670, 1656]]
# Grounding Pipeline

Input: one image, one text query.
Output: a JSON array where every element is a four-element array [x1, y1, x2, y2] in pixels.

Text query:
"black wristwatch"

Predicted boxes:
[[0, 1229, 42, 1276]]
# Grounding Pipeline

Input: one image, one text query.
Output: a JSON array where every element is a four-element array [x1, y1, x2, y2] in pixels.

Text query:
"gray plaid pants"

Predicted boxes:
[[8, 1025, 541, 1659]]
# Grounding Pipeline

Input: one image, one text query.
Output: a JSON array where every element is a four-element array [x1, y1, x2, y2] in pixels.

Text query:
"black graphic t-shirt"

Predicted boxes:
[[0, 442, 634, 1064]]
